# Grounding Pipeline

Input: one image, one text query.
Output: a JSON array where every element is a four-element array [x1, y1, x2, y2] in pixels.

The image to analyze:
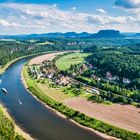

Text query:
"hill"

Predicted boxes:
[[89, 30, 125, 38]]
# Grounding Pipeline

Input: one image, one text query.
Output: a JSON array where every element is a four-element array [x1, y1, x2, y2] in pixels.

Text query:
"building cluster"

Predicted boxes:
[[29, 60, 73, 86], [106, 71, 131, 84], [67, 42, 93, 45]]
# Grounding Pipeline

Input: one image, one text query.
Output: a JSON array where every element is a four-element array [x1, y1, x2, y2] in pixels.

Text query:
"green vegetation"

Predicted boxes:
[[88, 51, 140, 81], [53, 51, 140, 105], [37, 82, 75, 102], [55, 53, 90, 70], [23, 64, 140, 140], [0, 107, 25, 140]]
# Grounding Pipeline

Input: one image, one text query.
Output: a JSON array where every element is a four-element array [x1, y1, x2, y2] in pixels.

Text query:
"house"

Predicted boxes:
[[114, 76, 119, 80], [82, 64, 87, 70], [123, 78, 131, 84], [92, 74, 101, 81], [47, 72, 54, 79], [106, 71, 113, 80], [106, 71, 119, 81], [91, 88, 100, 95], [89, 64, 93, 69], [55, 75, 71, 86]]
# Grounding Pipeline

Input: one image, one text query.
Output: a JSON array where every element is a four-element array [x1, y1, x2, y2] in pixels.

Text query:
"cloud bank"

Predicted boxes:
[[0, 3, 139, 34]]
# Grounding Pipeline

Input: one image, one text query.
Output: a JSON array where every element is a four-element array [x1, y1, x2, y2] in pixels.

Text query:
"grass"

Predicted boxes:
[[0, 107, 25, 140], [55, 53, 90, 70], [23, 64, 140, 140], [24, 66, 74, 102], [36, 41, 53, 45], [37, 83, 75, 102]]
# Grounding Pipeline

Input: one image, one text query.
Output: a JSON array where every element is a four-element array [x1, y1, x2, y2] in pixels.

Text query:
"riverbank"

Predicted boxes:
[[0, 105, 33, 140], [0, 51, 56, 75], [22, 52, 140, 140], [0, 50, 78, 75], [22, 64, 114, 140], [0, 51, 56, 140]]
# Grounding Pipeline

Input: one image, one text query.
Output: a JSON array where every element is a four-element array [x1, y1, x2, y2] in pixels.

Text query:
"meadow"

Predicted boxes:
[[55, 53, 90, 70]]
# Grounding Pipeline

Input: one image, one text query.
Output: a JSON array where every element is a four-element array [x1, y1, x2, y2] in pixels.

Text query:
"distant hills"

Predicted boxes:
[[0, 32, 92, 39], [1, 30, 140, 39]]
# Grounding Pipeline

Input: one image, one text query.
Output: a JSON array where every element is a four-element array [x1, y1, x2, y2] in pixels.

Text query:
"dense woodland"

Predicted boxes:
[[80, 44, 140, 104], [1, 38, 140, 69], [87, 51, 140, 80]]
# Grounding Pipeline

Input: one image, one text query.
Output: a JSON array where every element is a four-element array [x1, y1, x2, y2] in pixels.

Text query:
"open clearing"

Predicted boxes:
[[64, 97, 140, 133], [55, 52, 90, 70]]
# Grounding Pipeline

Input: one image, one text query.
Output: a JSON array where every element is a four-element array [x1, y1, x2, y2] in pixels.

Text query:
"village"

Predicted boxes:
[[28, 53, 131, 99]]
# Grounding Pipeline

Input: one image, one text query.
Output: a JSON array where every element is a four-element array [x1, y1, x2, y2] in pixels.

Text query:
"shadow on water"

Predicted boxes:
[[0, 58, 106, 140]]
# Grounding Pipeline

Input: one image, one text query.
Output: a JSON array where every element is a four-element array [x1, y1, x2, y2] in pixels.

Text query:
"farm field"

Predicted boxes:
[[64, 97, 140, 133], [29, 52, 66, 65], [55, 52, 90, 70], [37, 82, 75, 102]]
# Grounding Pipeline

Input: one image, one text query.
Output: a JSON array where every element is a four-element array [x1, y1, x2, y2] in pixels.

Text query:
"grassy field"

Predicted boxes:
[[55, 53, 90, 70], [37, 82, 75, 102]]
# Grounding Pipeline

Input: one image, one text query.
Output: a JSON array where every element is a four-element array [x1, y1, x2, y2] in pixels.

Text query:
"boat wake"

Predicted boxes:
[[17, 100, 23, 105]]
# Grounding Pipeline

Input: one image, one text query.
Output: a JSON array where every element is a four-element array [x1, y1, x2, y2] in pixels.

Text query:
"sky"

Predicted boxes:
[[0, 0, 140, 35]]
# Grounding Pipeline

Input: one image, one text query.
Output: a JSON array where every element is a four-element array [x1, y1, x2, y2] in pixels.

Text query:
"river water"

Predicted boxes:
[[0, 58, 105, 140]]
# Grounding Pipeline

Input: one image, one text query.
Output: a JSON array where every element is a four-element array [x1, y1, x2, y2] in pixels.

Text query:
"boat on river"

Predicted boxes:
[[1, 88, 8, 94]]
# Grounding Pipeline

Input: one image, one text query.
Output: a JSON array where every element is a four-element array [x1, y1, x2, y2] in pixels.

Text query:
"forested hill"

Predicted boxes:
[[1, 37, 140, 73], [84, 44, 140, 89], [1, 30, 140, 39], [0, 39, 82, 69]]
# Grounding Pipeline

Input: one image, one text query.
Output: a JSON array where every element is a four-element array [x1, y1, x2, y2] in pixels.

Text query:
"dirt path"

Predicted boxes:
[[64, 97, 140, 133]]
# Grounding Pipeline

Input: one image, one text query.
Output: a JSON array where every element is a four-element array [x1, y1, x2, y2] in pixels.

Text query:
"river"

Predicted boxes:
[[0, 57, 105, 140]]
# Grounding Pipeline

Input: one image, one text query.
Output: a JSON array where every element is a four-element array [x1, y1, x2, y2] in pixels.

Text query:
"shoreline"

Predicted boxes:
[[21, 69, 117, 140], [0, 51, 57, 75], [0, 50, 79, 140], [21, 52, 119, 140], [0, 51, 58, 140], [0, 104, 34, 140], [0, 50, 79, 76]]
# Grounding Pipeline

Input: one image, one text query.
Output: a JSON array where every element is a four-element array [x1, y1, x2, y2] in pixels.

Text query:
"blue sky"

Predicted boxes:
[[0, 0, 140, 34]]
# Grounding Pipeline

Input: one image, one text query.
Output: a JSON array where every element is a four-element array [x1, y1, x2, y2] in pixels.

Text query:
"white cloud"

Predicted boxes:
[[0, 19, 10, 26], [0, 3, 140, 34], [96, 8, 107, 14], [69, 6, 76, 11]]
